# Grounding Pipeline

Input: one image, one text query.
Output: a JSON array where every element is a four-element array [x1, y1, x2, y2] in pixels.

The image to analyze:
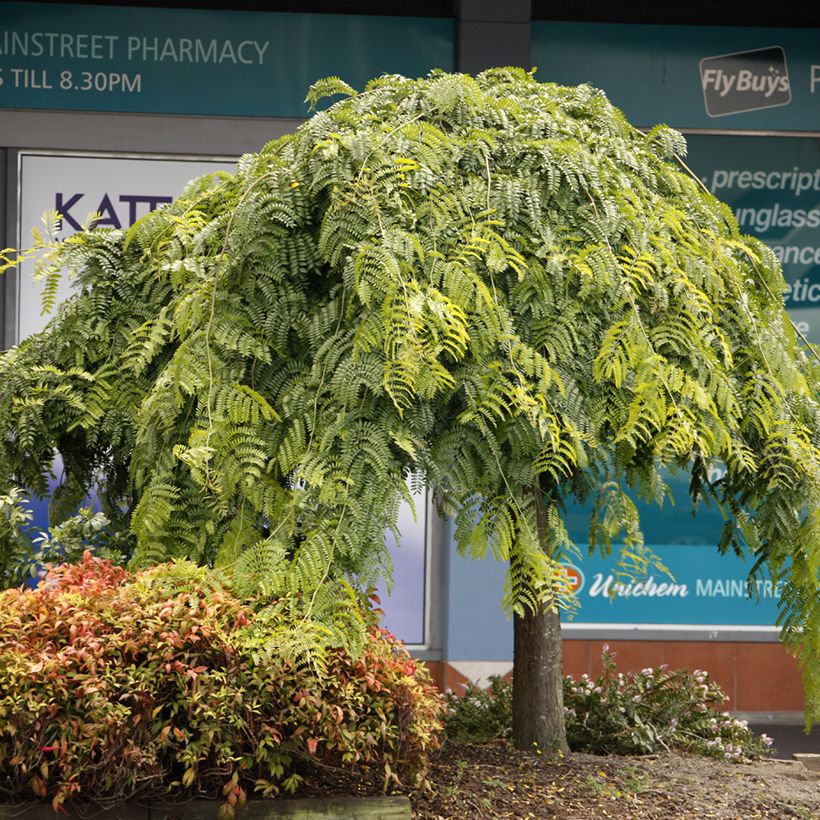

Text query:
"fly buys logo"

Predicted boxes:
[[700, 46, 790, 117]]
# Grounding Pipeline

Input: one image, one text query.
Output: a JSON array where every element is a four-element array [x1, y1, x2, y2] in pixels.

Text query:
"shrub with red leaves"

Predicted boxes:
[[0, 554, 443, 815]]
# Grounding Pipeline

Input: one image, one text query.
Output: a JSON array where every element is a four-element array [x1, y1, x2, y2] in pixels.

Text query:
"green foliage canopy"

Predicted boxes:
[[0, 69, 817, 716]]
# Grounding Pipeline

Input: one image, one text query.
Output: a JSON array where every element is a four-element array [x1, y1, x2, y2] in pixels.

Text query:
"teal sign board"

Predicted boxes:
[[562, 470, 781, 627], [446, 466, 783, 661], [686, 134, 820, 345], [447, 537, 781, 660], [532, 22, 820, 131], [0, 2, 454, 117], [562, 547, 781, 628]]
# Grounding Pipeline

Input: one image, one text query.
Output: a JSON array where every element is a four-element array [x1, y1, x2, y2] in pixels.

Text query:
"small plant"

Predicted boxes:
[[444, 675, 513, 742], [0, 486, 133, 590], [620, 764, 650, 794], [22, 506, 133, 578], [443, 648, 774, 762], [582, 770, 621, 799]]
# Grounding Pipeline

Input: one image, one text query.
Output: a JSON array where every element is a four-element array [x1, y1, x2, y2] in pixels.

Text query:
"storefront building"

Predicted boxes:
[[2, 0, 818, 717]]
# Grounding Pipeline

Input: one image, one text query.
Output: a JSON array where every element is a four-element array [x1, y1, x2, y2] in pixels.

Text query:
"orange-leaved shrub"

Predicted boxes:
[[0, 554, 443, 814]]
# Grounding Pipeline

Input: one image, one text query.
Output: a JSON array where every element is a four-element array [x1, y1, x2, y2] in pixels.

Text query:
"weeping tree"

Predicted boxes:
[[1, 69, 818, 751]]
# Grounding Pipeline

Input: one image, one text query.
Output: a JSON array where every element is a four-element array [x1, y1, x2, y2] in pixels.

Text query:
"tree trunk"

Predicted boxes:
[[511, 486, 569, 755]]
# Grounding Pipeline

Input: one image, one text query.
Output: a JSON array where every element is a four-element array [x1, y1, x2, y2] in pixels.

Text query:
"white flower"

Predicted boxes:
[[760, 734, 773, 747], [640, 667, 654, 676], [724, 744, 742, 760]]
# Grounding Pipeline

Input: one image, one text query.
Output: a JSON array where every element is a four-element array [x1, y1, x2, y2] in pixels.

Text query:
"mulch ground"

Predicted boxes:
[[4, 741, 817, 818], [409, 740, 820, 819]]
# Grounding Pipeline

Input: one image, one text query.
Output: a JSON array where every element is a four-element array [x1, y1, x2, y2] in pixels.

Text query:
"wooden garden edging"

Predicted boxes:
[[0, 796, 412, 819]]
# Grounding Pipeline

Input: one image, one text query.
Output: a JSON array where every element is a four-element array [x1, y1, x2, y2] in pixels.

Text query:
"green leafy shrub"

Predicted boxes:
[[0, 487, 34, 588], [0, 554, 444, 814], [444, 676, 512, 742], [0, 487, 133, 589], [444, 649, 772, 761]]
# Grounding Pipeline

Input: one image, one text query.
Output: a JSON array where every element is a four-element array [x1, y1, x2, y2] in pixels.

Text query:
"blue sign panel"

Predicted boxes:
[[446, 537, 782, 661], [532, 22, 820, 131], [446, 464, 785, 658], [561, 546, 782, 627], [686, 134, 820, 345], [0, 3, 454, 117], [562, 468, 783, 627]]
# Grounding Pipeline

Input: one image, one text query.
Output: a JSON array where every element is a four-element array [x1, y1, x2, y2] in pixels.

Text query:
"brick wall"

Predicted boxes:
[[425, 640, 805, 712]]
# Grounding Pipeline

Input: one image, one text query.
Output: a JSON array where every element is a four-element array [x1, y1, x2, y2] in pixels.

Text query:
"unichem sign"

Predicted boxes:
[[558, 543, 783, 627], [586, 573, 688, 599]]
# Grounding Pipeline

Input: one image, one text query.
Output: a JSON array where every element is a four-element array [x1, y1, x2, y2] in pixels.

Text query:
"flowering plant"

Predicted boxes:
[[444, 647, 774, 762], [563, 647, 773, 760], [443, 675, 513, 742]]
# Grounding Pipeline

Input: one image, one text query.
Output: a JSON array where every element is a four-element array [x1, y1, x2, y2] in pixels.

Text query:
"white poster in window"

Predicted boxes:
[[378, 487, 429, 647], [16, 152, 235, 341]]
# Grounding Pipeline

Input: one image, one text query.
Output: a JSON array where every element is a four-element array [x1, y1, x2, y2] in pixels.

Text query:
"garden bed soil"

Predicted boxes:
[[3, 742, 818, 819], [410, 740, 820, 819]]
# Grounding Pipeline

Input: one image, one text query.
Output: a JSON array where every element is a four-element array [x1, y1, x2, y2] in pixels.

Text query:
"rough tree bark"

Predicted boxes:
[[511, 485, 569, 754]]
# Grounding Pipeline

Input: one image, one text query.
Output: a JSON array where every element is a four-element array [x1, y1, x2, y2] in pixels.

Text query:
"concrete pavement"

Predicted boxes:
[[749, 722, 819, 759]]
